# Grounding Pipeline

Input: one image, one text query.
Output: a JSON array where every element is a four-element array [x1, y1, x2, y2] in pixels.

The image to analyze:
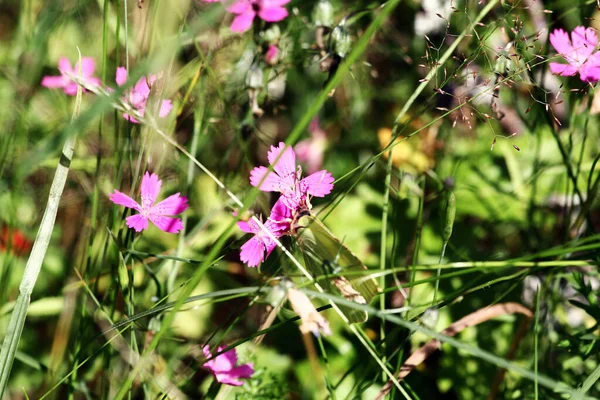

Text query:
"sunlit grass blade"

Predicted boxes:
[[0, 52, 84, 397]]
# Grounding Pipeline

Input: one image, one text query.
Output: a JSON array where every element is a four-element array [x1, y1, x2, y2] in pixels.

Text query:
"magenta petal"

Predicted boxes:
[[580, 64, 600, 82], [126, 214, 149, 232], [123, 113, 141, 123], [159, 99, 173, 117], [258, 6, 288, 22], [41, 75, 68, 89], [249, 166, 285, 191], [264, 0, 290, 6], [76, 57, 96, 78], [151, 193, 188, 215], [116, 67, 128, 86], [550, 29, 574, 56], [269, 197, 292, 223], [240, 237, 265, 267], [228, 363, 254, 379], [227, 0, 252, 14], [267, 142, 296, 179], [230, 11, 256, 32], [571, 26, 597, 60], [63, 83, 81, 96], [213, 347, 237, 371], [109, 190, 142, 211], [302, 170, 334, 197], [148, 215, 184, 233], [549, 62, 578, 76], [57, 57, 73, 74], [140, 172, 162, 209], [237, 221, 256, 233]]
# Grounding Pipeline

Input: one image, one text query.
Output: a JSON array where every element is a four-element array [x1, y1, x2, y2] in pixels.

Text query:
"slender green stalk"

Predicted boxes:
[[0, 56, 83, 397]]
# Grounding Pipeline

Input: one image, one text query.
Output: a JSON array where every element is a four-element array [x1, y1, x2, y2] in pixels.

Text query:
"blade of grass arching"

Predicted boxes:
[[0, 54, 84, 398]]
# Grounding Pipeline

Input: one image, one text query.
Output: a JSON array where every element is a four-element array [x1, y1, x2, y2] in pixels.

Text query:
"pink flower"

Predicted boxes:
[[237, 199, 291, 267], [41, 57, 101, 96], [549, 26, 600, 83], [265, 45, 279, 65], [295, 118, 328, 174], [203, 345, 254, 386], [249, 142, 334, 210], [109, 172, 188, 233], [227, 0, 290, 33], [115, 67, 173, 123]]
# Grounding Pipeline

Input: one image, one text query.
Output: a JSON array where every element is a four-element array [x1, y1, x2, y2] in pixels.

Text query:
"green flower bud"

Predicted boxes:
[[330, 25, 351, 58], [246, 66, 264, 89], [441, 191, 456, 243], [313, 0, 334, 27], [262, 24, 281, 44]]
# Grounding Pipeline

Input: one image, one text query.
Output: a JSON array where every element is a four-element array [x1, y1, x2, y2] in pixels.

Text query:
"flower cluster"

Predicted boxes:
[[238, 142, 334, 267], [42, 57, 172, 124], [549, 26, 600, 83], [203, 0, 290, 33]]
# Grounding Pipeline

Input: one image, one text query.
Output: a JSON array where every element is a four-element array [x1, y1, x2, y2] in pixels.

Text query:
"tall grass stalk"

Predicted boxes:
[[0, 53, 84, 397]]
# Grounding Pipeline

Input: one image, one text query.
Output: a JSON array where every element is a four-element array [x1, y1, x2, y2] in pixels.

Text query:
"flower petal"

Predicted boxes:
[[550, 29, 574, 56], [148, 215, 184, 233], [239, 237, 265, 267], [140, 172, 162, 209], [215, 363, 254, 385], [109, 190, 142, 211], [237, 220, 256, 233], [41, 75, 68, 89], [263, 0, 290, 6], [230, 11, 256, 32], [227, 0, 252, 14], [269, 198, 292, 223], [571, 26, 597, 60], [301, 170, 334, 197], [126, 214, 149, 232], [249, 166, 287, 191], [57, 57, 73, 74], [549, 62, 578, 76], [267, 142, 296, 179], [76, 57, 96, 78], [151, 193, 188, 215], [116, 67, 128, 86], [212, 347, 237, 371], [258, 6, 288, 22], [159, 99, 173, 117]]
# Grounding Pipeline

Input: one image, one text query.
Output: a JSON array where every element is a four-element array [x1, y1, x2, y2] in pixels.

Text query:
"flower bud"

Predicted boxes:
[[246, 66, 264, 89], [330, 25, 351, 58], [312, 0, 334, 27], [262, 24, 281, 44]]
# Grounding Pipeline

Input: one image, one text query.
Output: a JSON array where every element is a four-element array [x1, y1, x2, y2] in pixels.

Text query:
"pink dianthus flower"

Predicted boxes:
[[549, 26, 600, 83], [115, 67, 173, 123], [227, 0, 290, 33], [109, 172, 188, 233], [250, 142, 334, 211], [41, 56, 101, 95], [203, 345, 254, 386], [237, 198, 291, 267]]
